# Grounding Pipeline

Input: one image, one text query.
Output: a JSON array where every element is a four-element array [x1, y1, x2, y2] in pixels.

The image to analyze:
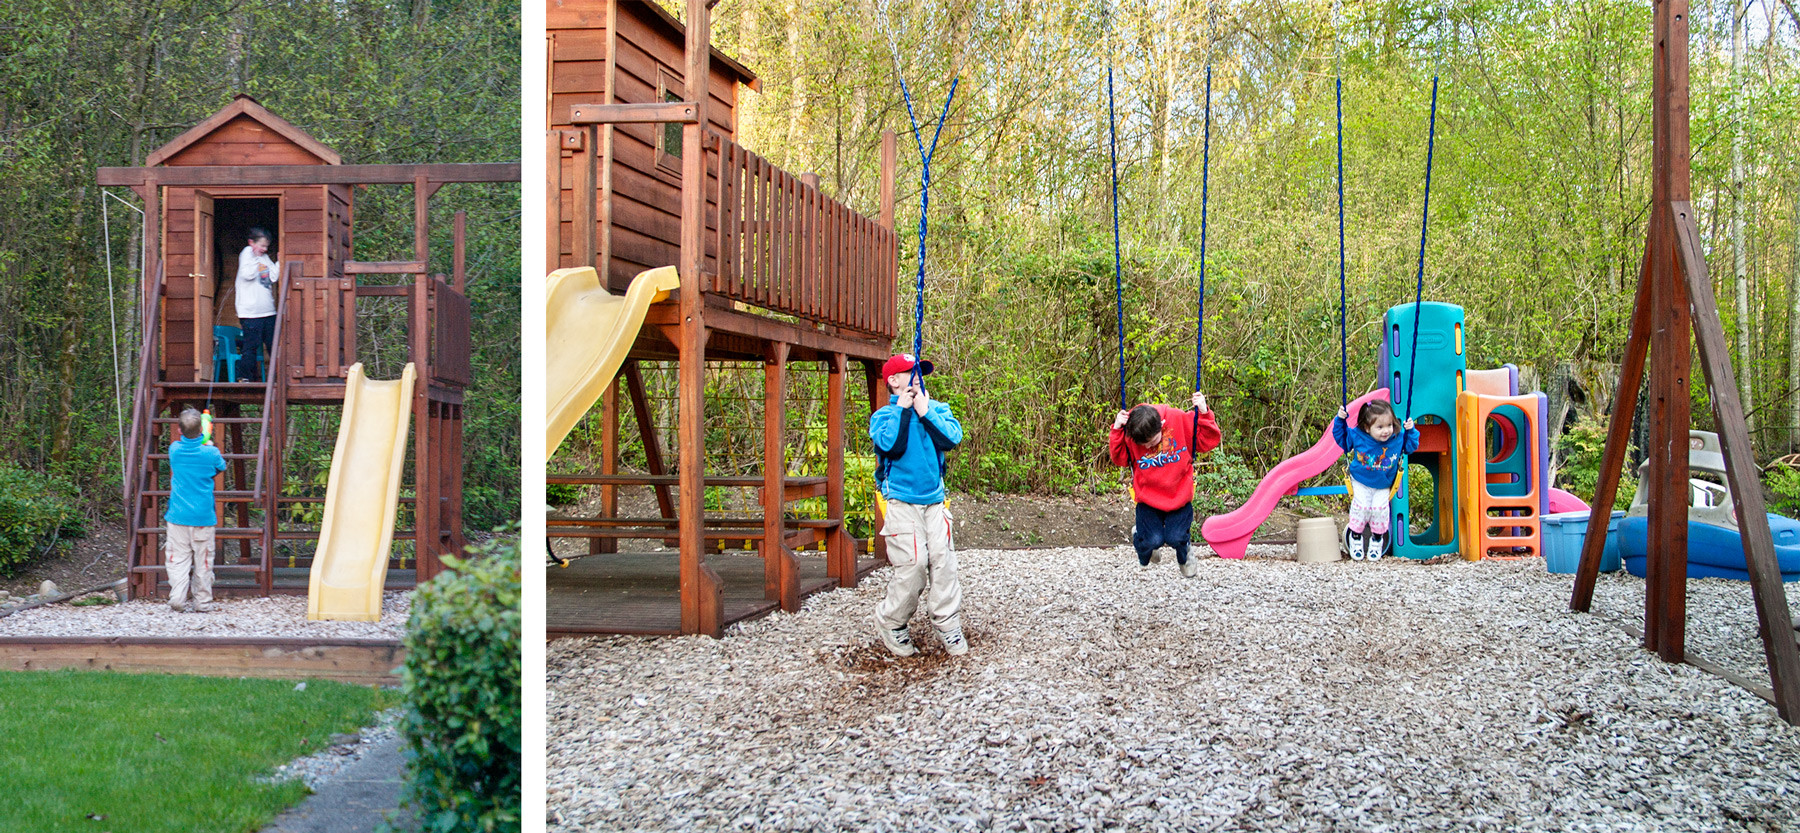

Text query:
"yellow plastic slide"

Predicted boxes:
[[307, 362, 417, 622], [545, 265, 680, 460]]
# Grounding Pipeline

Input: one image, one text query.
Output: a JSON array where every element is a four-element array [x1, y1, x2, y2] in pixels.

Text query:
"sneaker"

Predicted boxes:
[[1180, 556, 1198, 578], [1367, 532, 1386, 561], [1150, 549, 1165, 565], [873, 615, 916, 657], [1348, 529, 1367, 561], [194, 602, 217, 613], [939, 626, 969, 656], [169, 601, 188, 613]]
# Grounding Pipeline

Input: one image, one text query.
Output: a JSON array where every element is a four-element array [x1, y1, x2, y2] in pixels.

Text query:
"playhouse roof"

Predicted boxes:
[[626, 0, 761, 92], [145, 95, 343, 167]]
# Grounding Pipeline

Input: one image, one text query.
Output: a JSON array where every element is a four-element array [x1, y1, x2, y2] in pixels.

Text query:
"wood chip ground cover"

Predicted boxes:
[[548, 546, 1800, 831]]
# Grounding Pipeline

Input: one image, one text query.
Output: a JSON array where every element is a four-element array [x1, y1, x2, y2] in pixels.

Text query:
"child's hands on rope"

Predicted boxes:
[[1338, 405, 1348, 420], [1191, 391, 1209, 413], [911, 384, 930, 416], [1403, 418, 1416, 430], [897, 386, 916, 410], [1112, 410, 1130, 430]]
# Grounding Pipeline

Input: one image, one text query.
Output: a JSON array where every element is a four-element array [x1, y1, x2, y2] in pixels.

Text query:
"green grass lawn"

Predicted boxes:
[[0, 670, 392, 833]]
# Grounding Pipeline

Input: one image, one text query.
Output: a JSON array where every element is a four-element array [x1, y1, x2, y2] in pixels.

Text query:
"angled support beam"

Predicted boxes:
[[1672, 203, 1800, 723]]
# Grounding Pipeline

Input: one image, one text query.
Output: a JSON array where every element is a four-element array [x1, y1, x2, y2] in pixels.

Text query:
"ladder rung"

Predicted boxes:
[[131, 564, 264, 574], [147, 453, 260, 460], [150, 417, 263, 424], [140, 490, 258, 498], [135, 527, 265, 537]]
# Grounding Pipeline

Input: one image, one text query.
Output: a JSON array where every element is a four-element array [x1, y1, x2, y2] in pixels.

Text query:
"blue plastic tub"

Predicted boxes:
[[1541, 510, 1623, 574]]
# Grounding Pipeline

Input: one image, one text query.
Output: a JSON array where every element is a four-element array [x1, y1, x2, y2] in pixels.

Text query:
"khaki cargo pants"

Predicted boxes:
[[873, 499, 961, 633], [165, 523, 215, 608]]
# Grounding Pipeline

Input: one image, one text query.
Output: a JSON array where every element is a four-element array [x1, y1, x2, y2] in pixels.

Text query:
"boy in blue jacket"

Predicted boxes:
[[165, 408, 228, 612], [869, 354, 965, 657], [1331, 399, 1420, 561]]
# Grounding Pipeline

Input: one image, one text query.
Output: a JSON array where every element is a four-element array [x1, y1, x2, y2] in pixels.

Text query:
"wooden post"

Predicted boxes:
[[679, 0, 723, 637], [826, 352, 854, 585], [865, 360, 888, 563], [575, 127, 598, 269], [453, 210, 467, 293], [547, 132, 564, 274], [411, 180, 436, 580], [763, 342, 798, 610], [624, 361, 675, 518], [596, 384, 620, 555]]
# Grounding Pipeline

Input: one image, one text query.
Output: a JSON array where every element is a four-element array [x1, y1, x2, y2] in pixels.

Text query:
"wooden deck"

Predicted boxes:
[[547, 551, 882, 637], [0, 637, 403, 685]]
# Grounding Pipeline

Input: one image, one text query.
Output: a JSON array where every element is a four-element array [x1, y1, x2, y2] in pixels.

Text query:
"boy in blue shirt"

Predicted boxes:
[[869, 354, 965, 657], [165, 408, 227, 612]]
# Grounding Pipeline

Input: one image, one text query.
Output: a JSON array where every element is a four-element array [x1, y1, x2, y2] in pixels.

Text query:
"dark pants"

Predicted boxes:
[[1134, 501, 1194, 565], [239, 315, 276, 382]]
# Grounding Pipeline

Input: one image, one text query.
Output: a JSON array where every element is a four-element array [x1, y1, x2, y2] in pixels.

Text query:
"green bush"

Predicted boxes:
[[399, 535, 521, 833], [1766, 467, 1800, 519], [1194, 450, 1263, 507], [1554, 414, 1637, 511], [545, 482, 581, 507], [0, 464, 85, 577]]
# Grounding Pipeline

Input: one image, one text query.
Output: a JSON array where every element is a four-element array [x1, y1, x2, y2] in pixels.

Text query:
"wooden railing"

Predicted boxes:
[[123, 262, 165, 518], [713, 136, 898, 339], [285, 274, 357, 381], [431, 278, 472, 387]]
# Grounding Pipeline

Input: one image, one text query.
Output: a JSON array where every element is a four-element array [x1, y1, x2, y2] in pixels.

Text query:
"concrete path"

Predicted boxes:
[[260, 737, 416, 833]]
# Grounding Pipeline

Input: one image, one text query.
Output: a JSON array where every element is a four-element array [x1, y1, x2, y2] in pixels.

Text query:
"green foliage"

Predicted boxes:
[[546, 482, 582, 507], [400, 535, 522, 833], [1765, 467, 1800, 519], [0, 1, 519, 528], [1194, 451, 1263, 508], [0, 669, 388, 833], [0, 464, 85, 577], [1555, 415, 1637, 511]]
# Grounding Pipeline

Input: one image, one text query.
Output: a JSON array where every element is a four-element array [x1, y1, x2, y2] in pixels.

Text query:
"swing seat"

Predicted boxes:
[[212, 325, 244, 383]]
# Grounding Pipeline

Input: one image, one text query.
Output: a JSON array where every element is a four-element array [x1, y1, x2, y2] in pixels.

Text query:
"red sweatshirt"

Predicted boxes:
[[1109, 405, 1222, 512]]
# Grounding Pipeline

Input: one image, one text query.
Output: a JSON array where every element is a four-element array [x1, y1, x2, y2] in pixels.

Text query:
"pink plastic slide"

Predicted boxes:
[[1547, 487, 1589, 514], [1201, 388, 1391, 559]]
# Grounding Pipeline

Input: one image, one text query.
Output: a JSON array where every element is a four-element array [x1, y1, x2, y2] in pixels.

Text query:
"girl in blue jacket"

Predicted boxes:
[[1331, 399, 1420, 561]]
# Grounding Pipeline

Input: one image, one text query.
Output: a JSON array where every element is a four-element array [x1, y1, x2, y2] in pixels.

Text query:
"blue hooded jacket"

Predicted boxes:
[[870, 396, 962, 505], [166, 436, 227, 527], [1332, 417, 1421, 489]]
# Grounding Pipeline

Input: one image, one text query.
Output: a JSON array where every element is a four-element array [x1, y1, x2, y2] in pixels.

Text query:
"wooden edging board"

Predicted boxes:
[[0, 637, 404, 686]]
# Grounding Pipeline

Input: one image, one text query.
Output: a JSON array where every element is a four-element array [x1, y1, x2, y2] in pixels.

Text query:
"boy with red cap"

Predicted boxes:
[[869, 354, 965, 657], [1109, 391, 1221, 576]]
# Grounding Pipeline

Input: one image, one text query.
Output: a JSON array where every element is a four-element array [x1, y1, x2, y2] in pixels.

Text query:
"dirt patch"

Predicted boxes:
[[548, 485, 1322, 554], [1, 516, 128, 599]]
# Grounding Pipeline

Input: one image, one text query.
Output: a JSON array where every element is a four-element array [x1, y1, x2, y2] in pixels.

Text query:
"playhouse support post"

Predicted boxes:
[[763, 341, 799, 610], [865, 360, 888, 564], [827, 352, 854, 586], [1672, 207, 1800, 720], [595, 383, 619, 555], [678, 0, 723, 638], [624, 360, 675, 519]]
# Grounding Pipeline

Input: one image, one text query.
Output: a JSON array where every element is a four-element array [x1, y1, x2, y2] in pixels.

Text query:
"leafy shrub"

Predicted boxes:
[[1766, 466, 1800, 519], [545, 482, 581, 506], [1194, 451, 1262, 507], [399, 535, 521, 832], [0, 464, 85, 577], [1554, 414, 1636, 511]]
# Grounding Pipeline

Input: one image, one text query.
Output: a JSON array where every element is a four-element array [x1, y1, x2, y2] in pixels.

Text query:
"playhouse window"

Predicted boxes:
[[657, 68, 683, 174]]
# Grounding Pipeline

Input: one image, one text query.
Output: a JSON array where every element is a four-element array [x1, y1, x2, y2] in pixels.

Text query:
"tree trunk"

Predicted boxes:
[[1732, 3, 1754, 441], [1789, 184, 1800, 452]]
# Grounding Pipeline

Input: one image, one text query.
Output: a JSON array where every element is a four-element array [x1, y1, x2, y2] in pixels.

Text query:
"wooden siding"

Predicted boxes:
[[160, 115, 333, 167], [550, 0, 739, 290], [161, 185, 327, 382]]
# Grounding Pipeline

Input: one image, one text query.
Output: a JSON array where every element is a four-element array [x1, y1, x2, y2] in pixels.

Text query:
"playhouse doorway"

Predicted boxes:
[[211, 197, 281, 328]]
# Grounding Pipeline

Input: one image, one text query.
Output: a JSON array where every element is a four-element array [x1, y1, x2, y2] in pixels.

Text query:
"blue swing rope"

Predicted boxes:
[[1335, 77, 1348, 408], [1403, 76, 1439, 422], [1107, 64, 1125, 411], [895, 75, 959, 389], [1192, 63, 1212, 439]]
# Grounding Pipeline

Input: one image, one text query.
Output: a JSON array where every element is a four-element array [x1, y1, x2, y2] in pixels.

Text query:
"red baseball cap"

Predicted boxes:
[[880, 354, 934, 379]]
